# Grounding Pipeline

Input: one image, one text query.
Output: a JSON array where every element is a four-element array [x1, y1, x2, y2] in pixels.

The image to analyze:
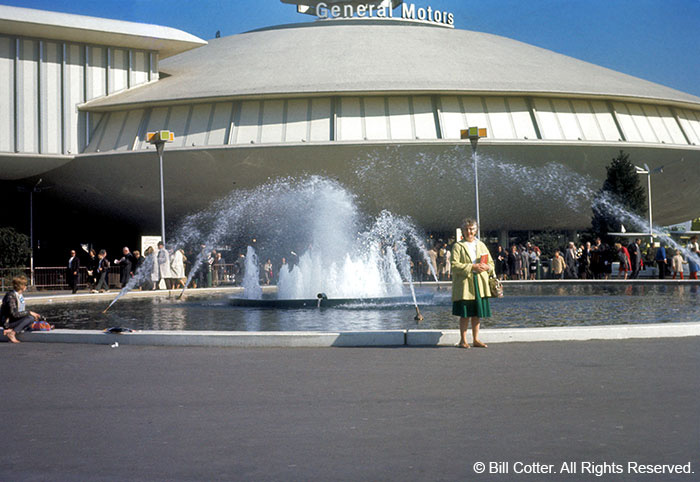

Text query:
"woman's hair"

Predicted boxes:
[[461, 217, 477, 230], [12, 275, 28, 291]]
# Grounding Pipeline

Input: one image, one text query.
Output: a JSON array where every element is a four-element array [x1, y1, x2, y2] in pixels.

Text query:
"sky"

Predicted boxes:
[[3, 0, 699, 98]]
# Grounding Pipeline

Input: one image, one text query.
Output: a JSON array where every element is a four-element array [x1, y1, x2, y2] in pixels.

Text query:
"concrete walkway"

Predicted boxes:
[[1, 338, 698, 481]]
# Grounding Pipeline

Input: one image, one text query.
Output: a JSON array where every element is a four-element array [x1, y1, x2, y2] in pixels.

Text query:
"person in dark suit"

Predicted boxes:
[[114, 247, 135, 288], [95, 250, 110, 292], [628, 238, 642, 279], [67, 249, 80, 293]]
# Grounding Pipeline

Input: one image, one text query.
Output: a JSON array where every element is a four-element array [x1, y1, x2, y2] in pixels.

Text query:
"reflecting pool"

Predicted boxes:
[[32, 284, 700, 332]]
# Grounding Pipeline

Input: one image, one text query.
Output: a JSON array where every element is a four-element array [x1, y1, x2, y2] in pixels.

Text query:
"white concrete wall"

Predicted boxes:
[[0, 33, 157, 155], [0, 36, 15, 152], [82, 95, 700, 154]]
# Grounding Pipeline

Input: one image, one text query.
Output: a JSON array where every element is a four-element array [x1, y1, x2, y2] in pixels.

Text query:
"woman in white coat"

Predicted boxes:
[[170, 249, 187, 289], [156, 241, 173, 289]]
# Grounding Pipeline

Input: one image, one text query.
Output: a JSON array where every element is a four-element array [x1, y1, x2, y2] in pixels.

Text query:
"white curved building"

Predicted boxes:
[[2, 4, 699, 242]]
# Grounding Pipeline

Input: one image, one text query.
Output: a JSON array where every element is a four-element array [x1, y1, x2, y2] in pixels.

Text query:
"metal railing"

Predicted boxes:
[[0, 263, 244, 291], [1, 266, 124, 291]]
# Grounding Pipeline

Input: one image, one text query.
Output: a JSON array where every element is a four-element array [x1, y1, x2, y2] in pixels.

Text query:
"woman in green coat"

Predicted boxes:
[[451, 218, 495, 348]]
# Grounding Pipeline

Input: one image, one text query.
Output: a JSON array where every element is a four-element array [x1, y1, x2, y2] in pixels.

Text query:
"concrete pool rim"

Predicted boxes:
[[5, 322, 700, 347]]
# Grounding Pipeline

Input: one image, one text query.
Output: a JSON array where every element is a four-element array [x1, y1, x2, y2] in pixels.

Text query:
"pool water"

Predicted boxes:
[[33, 284, 700, 332]]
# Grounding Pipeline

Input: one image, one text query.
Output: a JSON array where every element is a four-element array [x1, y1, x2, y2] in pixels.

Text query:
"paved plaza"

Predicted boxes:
[[1, 337, 698, 481]]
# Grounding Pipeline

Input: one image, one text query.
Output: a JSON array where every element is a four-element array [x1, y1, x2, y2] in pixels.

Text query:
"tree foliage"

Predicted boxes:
[[591, 151, 647, 243], [529, 229, 564, 259], [0, 227, 31, 268]]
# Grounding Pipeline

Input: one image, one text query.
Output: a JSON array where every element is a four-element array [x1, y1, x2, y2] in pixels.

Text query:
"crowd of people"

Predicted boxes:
[[64, 242, 191, 293], [61, 243, 278, 293], [56, 233, 700, 294], [418, 235, 700, 282]]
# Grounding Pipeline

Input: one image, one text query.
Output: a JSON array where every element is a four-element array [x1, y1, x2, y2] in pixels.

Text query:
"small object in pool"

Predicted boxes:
[[104, 327, 134, 334]]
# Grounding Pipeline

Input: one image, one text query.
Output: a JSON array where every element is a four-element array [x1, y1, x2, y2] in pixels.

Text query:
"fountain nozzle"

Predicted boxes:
[[414, 305, 424, 322], [316, 292, 328, 309]]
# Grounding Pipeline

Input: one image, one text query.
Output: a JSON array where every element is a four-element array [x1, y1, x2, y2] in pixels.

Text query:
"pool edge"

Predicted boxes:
[[6, 322, 700, 347]]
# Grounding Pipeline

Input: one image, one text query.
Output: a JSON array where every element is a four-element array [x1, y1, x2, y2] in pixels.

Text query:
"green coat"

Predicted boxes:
[[451, 240, 495, 302]]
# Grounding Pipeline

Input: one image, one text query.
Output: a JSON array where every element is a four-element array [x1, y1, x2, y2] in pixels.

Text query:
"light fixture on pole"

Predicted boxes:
[[634, 163, 663, 244], [17, 178, 52, 288], [460, 126, 487, 239], [147, 130, 174, 245]]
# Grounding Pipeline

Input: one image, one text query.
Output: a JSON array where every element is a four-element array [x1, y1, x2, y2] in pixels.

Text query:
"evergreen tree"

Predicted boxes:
[[591, 151, 647, 243], [0, 226, 31, 268]]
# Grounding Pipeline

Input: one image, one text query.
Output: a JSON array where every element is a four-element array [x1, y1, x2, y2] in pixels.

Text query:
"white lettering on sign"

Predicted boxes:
[[315, 2, 454, 27]]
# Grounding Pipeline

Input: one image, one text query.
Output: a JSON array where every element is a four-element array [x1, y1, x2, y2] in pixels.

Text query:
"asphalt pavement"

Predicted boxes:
[[1, 338, 698, 481]]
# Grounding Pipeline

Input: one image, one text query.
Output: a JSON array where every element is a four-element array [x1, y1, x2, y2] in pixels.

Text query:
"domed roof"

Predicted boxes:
[[84, 19, 700, 110]]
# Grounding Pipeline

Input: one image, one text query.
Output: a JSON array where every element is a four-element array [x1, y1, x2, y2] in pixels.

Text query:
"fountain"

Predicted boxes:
[[101, 177, 436, 316], [228, 208, 435, 314]]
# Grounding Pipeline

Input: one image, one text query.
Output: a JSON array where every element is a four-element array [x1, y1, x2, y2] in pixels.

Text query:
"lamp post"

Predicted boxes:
[[17, 178, 51, 288], [460, 127, 488, 239], [147, 130, 174, 245], [634, 163, 663, 245]]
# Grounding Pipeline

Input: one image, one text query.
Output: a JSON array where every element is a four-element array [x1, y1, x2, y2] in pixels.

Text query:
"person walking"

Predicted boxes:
[[451, 218, 494, 349], [686, 236, 699, 280], [528, 246, 539, 280], [495, 245, 507, 280], [170, 248, 187, 289], [263, 258, 273, 285], [506, 245, 520, 280], [436, 244, 446, 281], [615, 243, 631, 280], [655, 243, 668, 279], [628, 238, 642, 279], [67, 249, 80, 293], [95, 250, 110, 292], [428, 246, 438, 281], [520, 245, 529, 280], [578, 242, 592, 279], [550, 250, 566, 279], [444, 245, 452, 280], [156, 242, 173, 289], [86, 249, 98, 292], [114, 247, 135, 288], [2, 276, 43, 343], [213, 252, 226, 286], [145, 246, 159, 290], [671, 249, 686, 280], [591, 238, 603, 279], [564, 242, 578, 279]]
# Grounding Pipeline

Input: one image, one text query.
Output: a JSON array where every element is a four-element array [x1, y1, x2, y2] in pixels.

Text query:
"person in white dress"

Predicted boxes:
[[170, 248, 187, 289], [156, 241, 173, 289]]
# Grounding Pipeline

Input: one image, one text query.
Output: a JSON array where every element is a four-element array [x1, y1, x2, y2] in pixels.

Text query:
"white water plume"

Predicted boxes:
[[105, 176, 436, 309], [352, 146, 699, 264]]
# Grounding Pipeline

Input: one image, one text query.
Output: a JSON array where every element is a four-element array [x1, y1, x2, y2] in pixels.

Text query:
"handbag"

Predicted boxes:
[[488, 275, 503, 298]]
